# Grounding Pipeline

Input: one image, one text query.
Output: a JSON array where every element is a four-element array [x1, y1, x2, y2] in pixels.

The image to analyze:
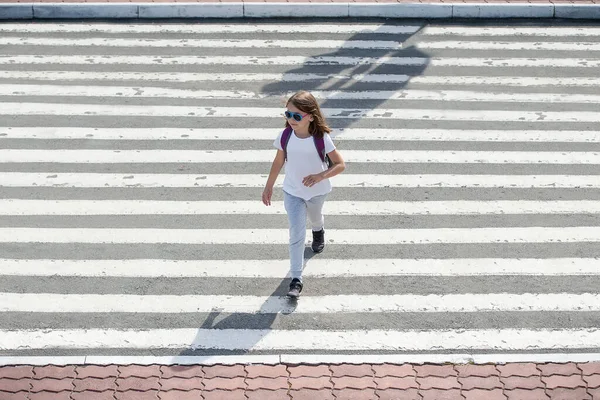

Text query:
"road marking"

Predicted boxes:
[[2, 173, 599, 188], [4, 84, 600, 103], [0, 37, 402, 49], [1, 127, 598, 142], [2, 55, 599, 68], [2, 200, 600, 216], [1, 227, 599, 244], [2, 258, 597, 278], [1, 293, 598, 314], [1, 328, 598, 351], [2, 103, 600, 122], [3, 149, 600, 164]]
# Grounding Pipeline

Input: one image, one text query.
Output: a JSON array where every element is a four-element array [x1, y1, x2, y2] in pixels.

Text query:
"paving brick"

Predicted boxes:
[[246, 389, 290, 399], [0, 393, 29, 400], [203, 365, 245, 379], [34, 366, 76, 380], [30, 378, 73, 393], [76, 365, 119, 379], [374, 376, 419, 390], [0, 366, 33, 380], [376, 388, 420, 400], [579, 363, 600, 376], [73, 377, 117, 392], [71, 392, 116, 400], [585, 374, 600, 389], [202, 376, 245, 391], [246, 364, 288, 379], [115, 390, 159, 399], [420, 388, 463, 400], [246, 376, 288, 391], [288, 365, 330, 378], [538, 363, 581, 377], [330, 364, 373, 378], [460, 375, 502, 390], [158, 389, 203, 400], [373, 364, 416, 378], [456, 364, 500, 378], [463, 388, 507, 400], [29, 392, 72, 400], [290, 376, 332, 390], [415, 365, 458, 378], [505, 388, 550, 400], [160, 377, 203, 391], [0, 378, 31, 393], [502, 376, 545, 390], [116, 376, 160, 391], [417, 375, 461, 390], [290, 389, 334, 400], [498, 363, 541, 378], [547, 387, 591, 400], [333, 388, 376, 399], [333, 376, 376, 390], [589, 387, 600, 399], [202, 389, 246, 400], [542, 374, 586, 389], [119, 365, 162, 378], [161, 365, 204, 379]]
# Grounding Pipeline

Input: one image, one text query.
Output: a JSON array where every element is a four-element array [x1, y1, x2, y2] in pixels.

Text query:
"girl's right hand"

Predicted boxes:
[[262, 186, 273, 206]]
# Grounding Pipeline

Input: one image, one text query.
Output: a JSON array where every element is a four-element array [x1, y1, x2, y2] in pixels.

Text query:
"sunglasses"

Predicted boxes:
[[284, 111, 310, 122]]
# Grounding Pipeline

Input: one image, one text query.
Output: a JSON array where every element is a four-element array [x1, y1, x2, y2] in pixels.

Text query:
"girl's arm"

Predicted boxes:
[[262, 149, 286, 206], [320, 149, 345, 179], [303, 149, 346, 187]]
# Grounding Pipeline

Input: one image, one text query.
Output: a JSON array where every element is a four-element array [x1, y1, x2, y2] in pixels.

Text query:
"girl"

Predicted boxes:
[[262, 91, 346, 298]]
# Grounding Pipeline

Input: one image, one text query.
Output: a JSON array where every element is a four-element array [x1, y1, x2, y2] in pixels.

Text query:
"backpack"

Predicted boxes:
[[280, 126, 332, 168]]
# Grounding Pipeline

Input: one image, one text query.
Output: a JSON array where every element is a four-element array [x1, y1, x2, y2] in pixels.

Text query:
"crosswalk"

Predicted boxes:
[[0, 20, 599, 358]]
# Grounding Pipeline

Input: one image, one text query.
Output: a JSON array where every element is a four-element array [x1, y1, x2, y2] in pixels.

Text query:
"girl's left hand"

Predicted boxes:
[[303, 173, 323, 187]]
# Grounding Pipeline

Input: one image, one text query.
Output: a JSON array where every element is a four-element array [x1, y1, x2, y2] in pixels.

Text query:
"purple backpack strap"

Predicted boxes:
[[313, 135, 326, 163], [280, 126, 293, 161]]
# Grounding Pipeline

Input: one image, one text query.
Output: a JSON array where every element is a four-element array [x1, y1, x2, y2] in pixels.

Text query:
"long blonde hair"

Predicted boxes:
[[285, 91, 331, 139]]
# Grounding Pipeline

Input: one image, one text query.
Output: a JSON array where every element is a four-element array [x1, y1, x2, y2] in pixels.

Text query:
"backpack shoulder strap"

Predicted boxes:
[[280, 126, 293, 161], [313, 134, 326, 163]]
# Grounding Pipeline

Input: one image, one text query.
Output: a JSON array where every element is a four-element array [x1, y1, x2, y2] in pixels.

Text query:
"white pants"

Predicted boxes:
[[283, 191, 327, 281]]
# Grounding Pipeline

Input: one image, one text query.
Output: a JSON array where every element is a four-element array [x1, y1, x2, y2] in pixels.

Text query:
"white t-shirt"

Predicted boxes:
[[273, 129, 336, 201]]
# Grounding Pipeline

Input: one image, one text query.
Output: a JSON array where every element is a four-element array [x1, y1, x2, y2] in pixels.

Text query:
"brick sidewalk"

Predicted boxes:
[[1, 362, 600, 399]]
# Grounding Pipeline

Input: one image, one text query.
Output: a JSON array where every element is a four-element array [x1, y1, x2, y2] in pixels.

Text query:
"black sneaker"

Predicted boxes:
[[287, 278, 303, 298], [311, 229, 325, 253]]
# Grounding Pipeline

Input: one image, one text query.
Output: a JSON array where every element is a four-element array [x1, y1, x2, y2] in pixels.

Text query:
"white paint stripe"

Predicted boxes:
[[2, 293, 598, 314], [1, 227, 599, 245], [2, 127, 598, 143], [4, 71, 600, 88], [3, 200, 600, 216], [417, 40, 600, 51], [4, 84, 600, 104], [3, 71, 600, 87], [2, 173, 599, 188], [1, 328, 598, 351], [2, 103, 599, 122], [421, 26, 600, 37], [2, 258, 597, 278], [4, 149, 600, 165], [0, 71, 414, 83], [2, 55, 599, 68], [4, 24, 600, 38], [5, 258, 600, 278], [0, 37, 402, 49], [0, 23, 420, 35]]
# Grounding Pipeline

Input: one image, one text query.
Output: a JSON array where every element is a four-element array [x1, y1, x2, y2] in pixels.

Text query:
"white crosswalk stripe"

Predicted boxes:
[[1, 21, 600, 358]]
